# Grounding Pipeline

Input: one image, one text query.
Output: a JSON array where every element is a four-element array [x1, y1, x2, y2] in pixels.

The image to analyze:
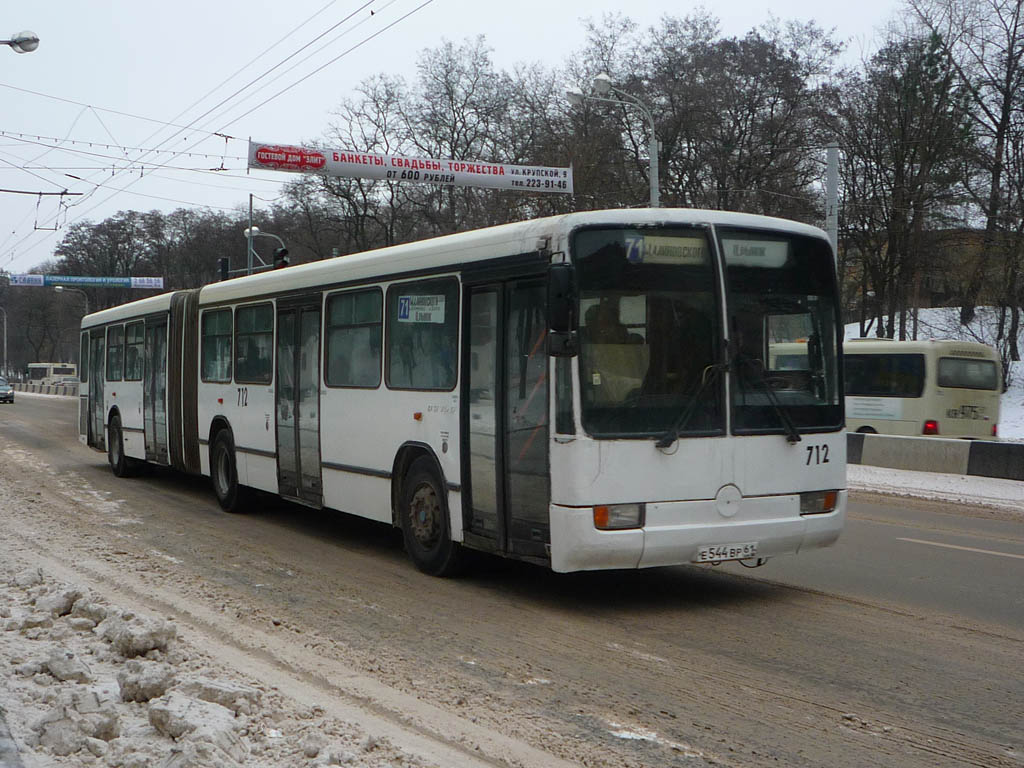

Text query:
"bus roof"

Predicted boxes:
[[80, 291, 176, 330], [198, 208, 829, 306], [845, 338, 1000, 359], [80, 208, 831, 324]]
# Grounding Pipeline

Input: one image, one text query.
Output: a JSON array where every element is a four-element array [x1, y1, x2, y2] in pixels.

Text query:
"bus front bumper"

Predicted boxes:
[[548, 491, 847, 573]]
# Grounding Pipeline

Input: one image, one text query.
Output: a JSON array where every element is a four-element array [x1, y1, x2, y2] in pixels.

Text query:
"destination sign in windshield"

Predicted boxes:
[[720, 238, 789, 267]]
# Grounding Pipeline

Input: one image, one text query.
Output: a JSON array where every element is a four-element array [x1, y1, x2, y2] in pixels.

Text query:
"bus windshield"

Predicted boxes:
[[573, 227, 724, 437], [720, 229, 842, 433]]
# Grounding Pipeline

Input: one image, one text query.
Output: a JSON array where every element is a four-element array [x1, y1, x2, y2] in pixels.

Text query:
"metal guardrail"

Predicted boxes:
[[847, 432, 1024, 482]]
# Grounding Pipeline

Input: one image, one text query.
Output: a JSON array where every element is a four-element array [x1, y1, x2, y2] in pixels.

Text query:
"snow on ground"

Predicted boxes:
[[845, 307, 1024, 442], [997, 361, 1024, 441], [6, 391, 76, 400], [848, 465, 1023, 516], [0, 563, 435, 768]]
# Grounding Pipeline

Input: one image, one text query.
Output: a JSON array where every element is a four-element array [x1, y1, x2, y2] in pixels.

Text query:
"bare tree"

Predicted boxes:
[[826, 32, 972, 338], [909, 0, 1024, 325]]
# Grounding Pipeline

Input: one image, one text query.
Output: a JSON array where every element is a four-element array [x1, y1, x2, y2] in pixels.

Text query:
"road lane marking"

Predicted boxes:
[[896, 537, 1024, 560]]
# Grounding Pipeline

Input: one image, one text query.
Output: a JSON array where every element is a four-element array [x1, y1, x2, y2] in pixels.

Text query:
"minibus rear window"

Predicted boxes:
[[937, 357, 999, 391]]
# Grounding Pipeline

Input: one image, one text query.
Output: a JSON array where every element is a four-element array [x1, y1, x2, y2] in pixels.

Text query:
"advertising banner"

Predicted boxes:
[[9, 275, 164, 289], [248, 140, 573, 194]]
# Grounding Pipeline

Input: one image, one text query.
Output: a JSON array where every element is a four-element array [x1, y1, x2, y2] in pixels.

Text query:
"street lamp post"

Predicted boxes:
[[0, 307, 7, 379], [2, 31, 39, 54], [54, 285, 89, 314], [567, 72, 660, 208], [242, 227, 290, 274]]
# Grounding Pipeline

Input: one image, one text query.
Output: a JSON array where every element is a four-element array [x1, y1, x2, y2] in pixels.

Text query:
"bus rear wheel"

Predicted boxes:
[[108, 415, 138, 478], [400, 457, 462, 576], [211, 430, 248, 513]]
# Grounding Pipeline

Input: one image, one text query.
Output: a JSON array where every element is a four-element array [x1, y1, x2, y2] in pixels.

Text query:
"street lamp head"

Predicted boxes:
[[593, 72, 613, 95], [243, 226, 260, 238], [54, 285, 65, 293], [565, 87, 585, 107], [4, 31, 39, 54]]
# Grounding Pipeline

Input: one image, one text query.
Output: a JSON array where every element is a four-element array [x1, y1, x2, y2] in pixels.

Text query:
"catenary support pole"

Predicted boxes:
[[826, 143, 839, 266]]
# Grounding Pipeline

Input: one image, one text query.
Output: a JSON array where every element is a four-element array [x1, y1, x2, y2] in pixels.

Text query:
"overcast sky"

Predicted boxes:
[[1, 0, 901, 276]]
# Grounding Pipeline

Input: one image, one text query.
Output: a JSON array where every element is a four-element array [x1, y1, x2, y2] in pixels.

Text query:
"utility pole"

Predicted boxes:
[[0, 307, 7, 379], [247, 194, 254, 276], [826, 143, 839, 267]]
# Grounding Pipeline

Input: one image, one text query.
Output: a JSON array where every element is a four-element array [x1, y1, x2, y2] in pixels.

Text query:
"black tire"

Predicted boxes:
[[856, 426, 878, 434], [107, 415, 136, 478], [211, 430, 248, 513], [400, 456, 462, 576]]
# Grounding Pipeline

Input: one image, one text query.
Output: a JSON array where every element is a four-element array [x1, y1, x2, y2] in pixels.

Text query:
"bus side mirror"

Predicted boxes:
[[548, 262, 577, 357]]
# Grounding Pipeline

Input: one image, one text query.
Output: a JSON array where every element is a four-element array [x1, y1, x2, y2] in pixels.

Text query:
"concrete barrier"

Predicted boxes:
[[12, 383, 79, 397], [848, 432, 1024, 482]]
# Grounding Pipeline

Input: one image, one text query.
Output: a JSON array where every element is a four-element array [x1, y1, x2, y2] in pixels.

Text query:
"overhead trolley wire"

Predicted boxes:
[[49, 0, 428, 229], [43, 1, 380, 225], [195, 0, 401, 137], [217, 0, 436, 132], [4, 0, 433, 267]]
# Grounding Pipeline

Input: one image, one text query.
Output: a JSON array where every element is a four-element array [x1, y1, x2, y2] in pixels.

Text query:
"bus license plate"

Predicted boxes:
[[695, 542, 758, 563]]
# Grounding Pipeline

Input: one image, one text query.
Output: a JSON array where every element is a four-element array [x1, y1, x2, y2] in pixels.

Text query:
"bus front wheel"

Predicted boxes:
[[211, 430, 247, 513], [400, 457, 462, 576], [108, 415, 138, 478]]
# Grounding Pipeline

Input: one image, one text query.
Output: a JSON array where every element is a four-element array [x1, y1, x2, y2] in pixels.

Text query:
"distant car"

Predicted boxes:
[[0, 377, 13, 404]]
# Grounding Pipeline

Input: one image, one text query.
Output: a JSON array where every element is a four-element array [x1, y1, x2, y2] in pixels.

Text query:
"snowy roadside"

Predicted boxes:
[[847, 464, 1023, 517], [0, 560, 436, 768], [5, 391, 76, 401]]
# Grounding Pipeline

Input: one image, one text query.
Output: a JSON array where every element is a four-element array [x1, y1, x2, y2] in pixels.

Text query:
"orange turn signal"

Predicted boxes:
[[800, 490, 839, 515], [592, 503, 644, 529], [413, 412, 423, 421]]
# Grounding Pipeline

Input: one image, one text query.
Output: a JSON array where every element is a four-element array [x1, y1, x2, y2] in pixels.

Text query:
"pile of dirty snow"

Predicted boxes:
[[0, 565, 432, 768]]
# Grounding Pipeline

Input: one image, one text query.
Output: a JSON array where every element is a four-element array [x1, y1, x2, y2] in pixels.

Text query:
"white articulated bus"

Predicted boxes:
[[844, 338, 1002, 439], [78, 209, 846, 575]]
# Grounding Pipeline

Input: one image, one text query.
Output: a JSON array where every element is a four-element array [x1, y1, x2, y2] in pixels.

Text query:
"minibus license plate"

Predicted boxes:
[[695, 542, 758, 562]]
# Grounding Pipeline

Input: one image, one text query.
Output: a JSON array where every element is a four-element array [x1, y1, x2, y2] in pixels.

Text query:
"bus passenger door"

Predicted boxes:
[[464, 280, 550, 560], [143, 319, 169, 463], [275, 298, 323, 506], [88, 331, 105, 450]]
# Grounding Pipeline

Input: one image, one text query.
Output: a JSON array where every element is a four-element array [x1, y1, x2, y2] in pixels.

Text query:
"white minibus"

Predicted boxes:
[[844, 338, 1001, 438]]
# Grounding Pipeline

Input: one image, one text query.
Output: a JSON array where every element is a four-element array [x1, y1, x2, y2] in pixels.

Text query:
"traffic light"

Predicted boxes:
[[218, 257, 229, 281], [273, 247, 290, 269]]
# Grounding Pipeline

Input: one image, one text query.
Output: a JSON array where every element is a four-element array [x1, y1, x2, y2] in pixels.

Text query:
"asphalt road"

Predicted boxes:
[[2, 392, 1022, 768], [6, 392, 1021, 632]]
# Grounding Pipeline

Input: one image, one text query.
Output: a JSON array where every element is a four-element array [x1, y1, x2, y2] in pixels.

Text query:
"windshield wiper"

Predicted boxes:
[[655, 362, 728, 449], [734, 354, 802, 444]]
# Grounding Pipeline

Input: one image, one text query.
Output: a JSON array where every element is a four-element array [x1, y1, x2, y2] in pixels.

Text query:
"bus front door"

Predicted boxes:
[[275, 298, 323, 506], [88, 332, 105, 450], [143, 319, 169, 463], [464, 280, 550, 560]]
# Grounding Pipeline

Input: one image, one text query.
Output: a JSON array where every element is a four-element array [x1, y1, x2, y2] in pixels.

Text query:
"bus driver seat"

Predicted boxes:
[[583, 300, 647, 403]]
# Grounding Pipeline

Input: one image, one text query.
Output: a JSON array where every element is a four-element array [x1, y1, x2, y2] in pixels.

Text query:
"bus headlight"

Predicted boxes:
[[799, 491, 838, 515], [593, 503, 645, 530]]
